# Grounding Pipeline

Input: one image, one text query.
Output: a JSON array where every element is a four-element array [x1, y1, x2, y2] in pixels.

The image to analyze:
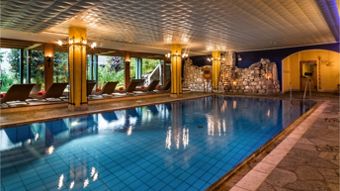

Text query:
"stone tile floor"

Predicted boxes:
[[258, 101, 339, 191]]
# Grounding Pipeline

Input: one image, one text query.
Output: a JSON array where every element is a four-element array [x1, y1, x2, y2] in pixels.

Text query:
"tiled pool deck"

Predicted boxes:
[[217, 94, 339, 191], [257, 100, 339, 191], [1, 92, 339, 191]]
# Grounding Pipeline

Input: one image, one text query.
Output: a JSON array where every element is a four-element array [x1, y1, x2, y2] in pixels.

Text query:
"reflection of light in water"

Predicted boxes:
[[182, 128, 189, 149], [71, 121, 80, 127], [26, 139, 32, 144], [207, 115, 227, 136], [57, 166, 98, 189], [165, 127, 189, 150], [127, 126, 133, 136], [267, 109, 271, 117], [90, 167, 96, 177], [83, 178, 89, 188], [34, 133, 39, 141], [69, 181, 75, 189], [220, 100, 227, 112], [93, 172, 98, 181], [165, 128, 172, 149], [46, 146, 55, 155], [57, 174, 64, 190], [233, 100, 237, 109]]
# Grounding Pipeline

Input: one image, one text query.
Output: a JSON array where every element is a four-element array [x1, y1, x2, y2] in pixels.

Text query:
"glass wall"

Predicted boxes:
[[30, 50, 45, 89], [0, 48, 21, 92], [130, 57, 138, 80], [53, 52, 68, 83], [97, 55, 125, 88], [141, 58, 162, 85]]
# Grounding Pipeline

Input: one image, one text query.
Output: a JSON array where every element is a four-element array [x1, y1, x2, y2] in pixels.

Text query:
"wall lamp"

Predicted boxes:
[[57, 37, 97, 49], [165, 51, 189, 59], [206, 57, 225, 62]]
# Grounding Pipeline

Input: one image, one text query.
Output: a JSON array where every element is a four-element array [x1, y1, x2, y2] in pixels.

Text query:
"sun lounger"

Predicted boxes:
[[156, 80, 171, 92], [87, 80, 97, 96], [113, 79, 145, 96], [0, 84, 35, 105], [31, 83, 68, 101], [134, 79, 159, 94], [96, 81, 118, 96]]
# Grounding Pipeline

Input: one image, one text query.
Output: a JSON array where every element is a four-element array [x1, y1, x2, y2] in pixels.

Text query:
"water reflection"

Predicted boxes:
[[206, 98, 228, 136], [57, 165, 99, 190], [0, 96, 316, 190], [165, 102, 190, 150]]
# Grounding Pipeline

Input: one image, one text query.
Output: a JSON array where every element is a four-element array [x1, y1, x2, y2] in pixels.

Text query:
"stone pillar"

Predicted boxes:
[[170, 44, 182, 97], [211, 50, 221, 90], [68, 26, 87, 111], [124, 53, 131, 89], [44, 44, 55, 90]]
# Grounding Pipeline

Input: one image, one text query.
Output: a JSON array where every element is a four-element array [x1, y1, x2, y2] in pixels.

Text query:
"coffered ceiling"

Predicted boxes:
[[0, 0, 338, 55]]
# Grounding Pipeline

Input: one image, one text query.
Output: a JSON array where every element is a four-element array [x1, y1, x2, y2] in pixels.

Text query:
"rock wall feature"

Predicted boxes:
[[184, 57, 280, 94], [222, 58, 280, 94], [184, 59, 212, 92]]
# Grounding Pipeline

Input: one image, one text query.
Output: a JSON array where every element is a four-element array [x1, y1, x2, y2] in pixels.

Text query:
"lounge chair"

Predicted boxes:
[[87, 80, 96, 96], [134, 79, 159, 94], [144, 80, 160, 92], [96, 81, 118, 96], [114, 79, 145, 95], [158, 81, 171, 91], [0, 84, 35, 105], [126, 79, 145, 93], [31, 83, 68, 100]]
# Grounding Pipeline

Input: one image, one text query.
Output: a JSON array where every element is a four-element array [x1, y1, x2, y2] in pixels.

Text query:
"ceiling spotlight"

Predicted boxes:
[[90, 42, 97, 49], [57, 40, 63, 46]]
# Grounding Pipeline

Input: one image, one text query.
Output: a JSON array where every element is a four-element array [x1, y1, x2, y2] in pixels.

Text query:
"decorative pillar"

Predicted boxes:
[[68, 26, 87, 111], [124, 53, 131, 88], [170, 44, 182, 97], [211, 51, 221, 90], [44, 44, 55, 90]]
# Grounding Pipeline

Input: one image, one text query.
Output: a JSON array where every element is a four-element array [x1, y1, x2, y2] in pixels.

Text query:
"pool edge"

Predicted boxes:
[[206, 99, 323, 191]]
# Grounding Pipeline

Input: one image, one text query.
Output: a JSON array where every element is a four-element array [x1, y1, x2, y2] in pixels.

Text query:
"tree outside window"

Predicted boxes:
[[97, 56, 125, 88]]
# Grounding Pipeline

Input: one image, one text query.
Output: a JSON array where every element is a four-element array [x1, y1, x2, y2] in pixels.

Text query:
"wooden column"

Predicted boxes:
[[124, 53, 131, 89], [68, 26, 87, 111], [170, 44, 182, 97], [44, 44, 55, 90], [211, 50, 221, 90]]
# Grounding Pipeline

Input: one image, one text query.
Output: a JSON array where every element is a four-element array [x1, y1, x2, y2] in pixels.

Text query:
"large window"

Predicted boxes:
[[53, 52, 68, 83], [142, 58, 162, 85], [97, 55, 125, 88], [30, 50, 44, 88], [130, 58, 164, 85], [0, 48, 21, 92]]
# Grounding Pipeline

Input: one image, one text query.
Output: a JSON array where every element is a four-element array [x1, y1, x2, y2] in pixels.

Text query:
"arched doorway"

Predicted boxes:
[[282, 49, 340, 93]]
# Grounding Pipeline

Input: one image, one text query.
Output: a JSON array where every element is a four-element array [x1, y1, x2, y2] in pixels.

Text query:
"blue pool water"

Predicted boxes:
[[0, 96, 315, 191]]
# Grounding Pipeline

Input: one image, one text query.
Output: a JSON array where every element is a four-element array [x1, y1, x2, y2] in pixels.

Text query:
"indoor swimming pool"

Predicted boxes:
[[0, 96, 315, 191]]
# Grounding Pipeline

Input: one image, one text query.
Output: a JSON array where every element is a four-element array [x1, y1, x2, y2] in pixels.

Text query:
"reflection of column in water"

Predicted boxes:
[[207, 98, 227, 136], [165, 102, 189, 150], [57, 161, 99, 190]]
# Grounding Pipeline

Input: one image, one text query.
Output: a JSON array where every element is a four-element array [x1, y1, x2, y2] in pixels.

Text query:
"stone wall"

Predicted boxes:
[[183, 59, 212, 92], [184, 57, 280, 94]]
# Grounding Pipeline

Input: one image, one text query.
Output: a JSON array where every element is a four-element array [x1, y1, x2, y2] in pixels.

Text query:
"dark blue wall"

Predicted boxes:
[[235, 43, 339, 89]]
